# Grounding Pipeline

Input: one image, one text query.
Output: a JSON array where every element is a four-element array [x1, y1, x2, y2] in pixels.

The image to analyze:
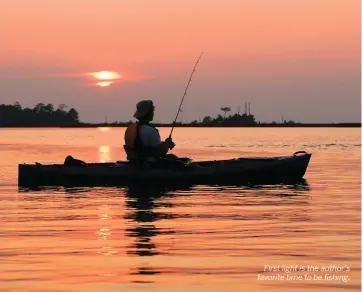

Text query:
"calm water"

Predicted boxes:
[[0, 127, 360, 292]]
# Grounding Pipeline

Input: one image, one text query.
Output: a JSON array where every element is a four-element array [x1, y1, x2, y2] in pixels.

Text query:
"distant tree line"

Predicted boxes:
[[186, 107, 299, 127], [5, 102, 354, 128], [195, 106, 257, 126], [0, 102, 79, 126]]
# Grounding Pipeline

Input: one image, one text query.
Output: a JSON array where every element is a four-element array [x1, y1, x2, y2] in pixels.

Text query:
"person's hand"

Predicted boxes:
[[165, 137, 176, 149]]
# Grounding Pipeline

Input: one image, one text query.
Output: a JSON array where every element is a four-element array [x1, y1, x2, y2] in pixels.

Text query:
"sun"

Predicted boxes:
[[89, 71, 122, 87], [97, 81, 112, 87], [93, 71, 120, 80]]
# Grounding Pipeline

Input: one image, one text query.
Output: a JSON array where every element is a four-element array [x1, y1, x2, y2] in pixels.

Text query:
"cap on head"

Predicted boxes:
[[133, 100, 154, 119]]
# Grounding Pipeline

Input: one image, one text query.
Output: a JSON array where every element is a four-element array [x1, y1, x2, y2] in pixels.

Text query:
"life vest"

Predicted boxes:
[[124, 122, 139, 150], [124, 122, 157, 160]]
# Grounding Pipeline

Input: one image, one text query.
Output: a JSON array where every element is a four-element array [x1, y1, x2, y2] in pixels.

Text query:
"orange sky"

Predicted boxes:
[[0, 0, 360, 123]]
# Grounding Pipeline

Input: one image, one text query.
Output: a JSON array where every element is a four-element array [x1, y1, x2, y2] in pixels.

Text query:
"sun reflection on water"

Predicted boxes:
[[96, 205, 119, 256], [99, 127, 110, 132], [99, 145, 111, 162]]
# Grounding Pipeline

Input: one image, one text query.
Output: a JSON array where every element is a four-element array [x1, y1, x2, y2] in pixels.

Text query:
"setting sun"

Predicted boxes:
[[91, 71, 121, 80], [89, 71, 121, 87], [97, 81, 112, 87]]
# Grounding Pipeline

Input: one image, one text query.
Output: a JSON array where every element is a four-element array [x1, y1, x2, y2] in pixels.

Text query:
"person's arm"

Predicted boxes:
[[155, 139, 174, 156], [142, 127, 175, 157], [144, 128, 175, 157]]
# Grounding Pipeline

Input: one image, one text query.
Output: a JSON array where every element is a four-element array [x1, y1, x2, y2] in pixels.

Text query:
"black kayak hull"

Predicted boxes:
[[18, 151, 311, 187]]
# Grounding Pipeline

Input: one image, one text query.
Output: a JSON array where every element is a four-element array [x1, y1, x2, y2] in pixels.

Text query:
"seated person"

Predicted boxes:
[[124, 100, 176, 162]]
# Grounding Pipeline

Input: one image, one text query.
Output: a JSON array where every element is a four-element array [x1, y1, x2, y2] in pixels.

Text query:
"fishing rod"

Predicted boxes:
[[169, 52, 203, 138]]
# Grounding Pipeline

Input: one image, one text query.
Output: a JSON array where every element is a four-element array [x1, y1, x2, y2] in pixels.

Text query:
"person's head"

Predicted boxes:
[[133, 100, 155, 122]]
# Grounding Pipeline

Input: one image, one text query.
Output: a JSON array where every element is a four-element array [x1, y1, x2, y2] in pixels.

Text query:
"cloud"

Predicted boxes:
[[0, 72, 84, 80], [0, 71, 150, 89], [0, 51, 150, 85]]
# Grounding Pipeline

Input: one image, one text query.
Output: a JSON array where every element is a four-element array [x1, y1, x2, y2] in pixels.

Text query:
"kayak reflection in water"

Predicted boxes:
[[124, 100, 179, 164]]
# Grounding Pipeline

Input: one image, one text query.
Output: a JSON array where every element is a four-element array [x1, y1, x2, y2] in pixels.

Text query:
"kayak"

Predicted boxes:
[[18, 151, 311, 187]]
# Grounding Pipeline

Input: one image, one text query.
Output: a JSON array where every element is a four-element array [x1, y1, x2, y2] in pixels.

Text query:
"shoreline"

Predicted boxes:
[[0, 123, 360, 128]]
